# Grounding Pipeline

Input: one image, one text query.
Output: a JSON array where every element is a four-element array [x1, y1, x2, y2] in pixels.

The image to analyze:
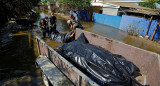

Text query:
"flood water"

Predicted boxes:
[[80, 21, 160, 54], [0, 10, 160, 85], [0, 12, 69, 85], [0, 23, 42, 85]]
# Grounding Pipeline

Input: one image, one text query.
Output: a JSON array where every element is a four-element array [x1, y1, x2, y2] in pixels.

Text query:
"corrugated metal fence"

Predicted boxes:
[[120, 15, 160, 40]]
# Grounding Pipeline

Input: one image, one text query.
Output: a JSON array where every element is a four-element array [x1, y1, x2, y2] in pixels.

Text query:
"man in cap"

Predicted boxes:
[[67, 10, 83, 38], [40, 18, 47, 38], [68, 10, 83, 30], [49, 12, 57, 35]]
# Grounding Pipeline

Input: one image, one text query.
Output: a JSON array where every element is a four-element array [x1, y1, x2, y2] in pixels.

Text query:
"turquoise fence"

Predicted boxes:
[[93, 13, 122, 28]]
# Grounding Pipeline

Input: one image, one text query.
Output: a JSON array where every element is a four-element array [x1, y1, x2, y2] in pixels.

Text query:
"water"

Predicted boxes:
[[0, 12, 69, 85], [81, 21, 128, 40], [0, 23, 42, 85], [0, 9, 160, 85], [80, 20, 160, 54]]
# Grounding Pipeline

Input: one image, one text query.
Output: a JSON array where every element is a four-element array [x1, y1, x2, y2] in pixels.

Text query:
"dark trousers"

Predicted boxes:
[[42, 29, 47, 38], [46, 28, 50, 37], [50, 25, 58, 34]]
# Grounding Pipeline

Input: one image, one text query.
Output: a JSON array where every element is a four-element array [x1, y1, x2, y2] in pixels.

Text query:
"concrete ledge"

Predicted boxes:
[[36, 55, 73, 86]]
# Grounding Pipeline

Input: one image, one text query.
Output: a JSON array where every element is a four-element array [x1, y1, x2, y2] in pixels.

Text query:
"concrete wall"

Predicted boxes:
[[102, 8, 118, 16], [120, 15, 160, 40], [93, 13, 121, 28]]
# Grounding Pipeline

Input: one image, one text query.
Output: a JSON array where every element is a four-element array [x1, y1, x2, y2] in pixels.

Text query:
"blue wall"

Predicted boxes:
[[93, 13, 122, 28], [93, 13, 160, 41], [119, 15, 160, 40], [147, 20, 160, 40], [119, 15, 149, 37]]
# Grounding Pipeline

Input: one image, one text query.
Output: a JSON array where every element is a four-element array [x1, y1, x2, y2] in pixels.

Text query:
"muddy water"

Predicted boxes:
[[36, 12, 69, 48], [0, 12, 70, 85], [0, 23, 42, 85], [80, 21, 160, 54]]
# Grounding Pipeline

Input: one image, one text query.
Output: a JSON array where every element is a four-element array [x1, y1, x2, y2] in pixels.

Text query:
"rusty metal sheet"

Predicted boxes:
[[36, 36, 99, 86], [110, 41, 158, 74], [146, 55, 160, 86], [75, 29, 160, 86], [75, 28, 113, 52], [49, 50, 99, 86]]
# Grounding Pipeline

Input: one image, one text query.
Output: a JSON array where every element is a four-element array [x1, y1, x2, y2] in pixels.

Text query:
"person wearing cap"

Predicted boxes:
[[40, 18, 47, 38], [67, 10, 83, 38], [68, 10, 83, 30], [70, 10, 79, 22], [49, 12, 57, 34], [44, 16, 50, 37]]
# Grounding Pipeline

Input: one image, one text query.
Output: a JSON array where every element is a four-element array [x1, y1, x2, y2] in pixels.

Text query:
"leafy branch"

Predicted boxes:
[[139, 0, 160, 9]]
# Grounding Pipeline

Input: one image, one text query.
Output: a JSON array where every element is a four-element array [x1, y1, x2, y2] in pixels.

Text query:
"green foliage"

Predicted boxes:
[[155, 0, 160, 4], [0, 0, 40, 17], [126, 25, 142, 36], [139, 0, 160, 9], [41, 0, 55, 5], [42, 0, 48, 3], [59, 0, 91, 9], [0, 0, 40, 27]]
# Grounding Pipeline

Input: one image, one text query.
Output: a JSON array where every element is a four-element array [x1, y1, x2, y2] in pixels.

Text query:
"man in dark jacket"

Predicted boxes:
[[40, 18, 47, 38], [49, 12, 57, 34], [44, 16, 50, 36]]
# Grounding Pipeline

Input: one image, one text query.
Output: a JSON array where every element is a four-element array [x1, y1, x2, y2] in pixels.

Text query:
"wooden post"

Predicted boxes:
[[47, 47, 50, 58], [151, 20, 160, 40], [36, 39, 41, 55], [145, 16, 153, 36], [78, 76, 82, 86]]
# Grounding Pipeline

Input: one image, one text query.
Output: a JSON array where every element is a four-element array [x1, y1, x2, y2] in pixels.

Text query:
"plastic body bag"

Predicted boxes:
[[51, 30, 75, 43], [57, 33, 144, 86]]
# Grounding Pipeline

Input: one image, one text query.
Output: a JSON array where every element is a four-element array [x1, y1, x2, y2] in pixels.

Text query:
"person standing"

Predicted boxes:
[[44, 16, 50, 37], [49, 12, 57, 34], [68, 10, 83, 30], [40, 18, 47, 39], [66, 10, 83, 39]]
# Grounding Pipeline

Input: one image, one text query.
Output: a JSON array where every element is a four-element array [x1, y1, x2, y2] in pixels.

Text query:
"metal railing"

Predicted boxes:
[[36, 36, 99, 86]]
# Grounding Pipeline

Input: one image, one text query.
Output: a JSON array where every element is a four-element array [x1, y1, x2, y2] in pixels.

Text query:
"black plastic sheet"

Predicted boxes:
[[51, 30, 75, 43], [57, 33, 144, 86]]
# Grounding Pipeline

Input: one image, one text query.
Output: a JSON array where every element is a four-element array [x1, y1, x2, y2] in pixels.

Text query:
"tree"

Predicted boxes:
[[0, 0, 40, 27], [139, 0, 160, 9], [59, 0, 91, 9]]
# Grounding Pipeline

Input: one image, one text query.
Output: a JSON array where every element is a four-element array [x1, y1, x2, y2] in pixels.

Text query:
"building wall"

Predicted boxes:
[[93, 13, 122, 28], [102, 8, 118, 16]]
